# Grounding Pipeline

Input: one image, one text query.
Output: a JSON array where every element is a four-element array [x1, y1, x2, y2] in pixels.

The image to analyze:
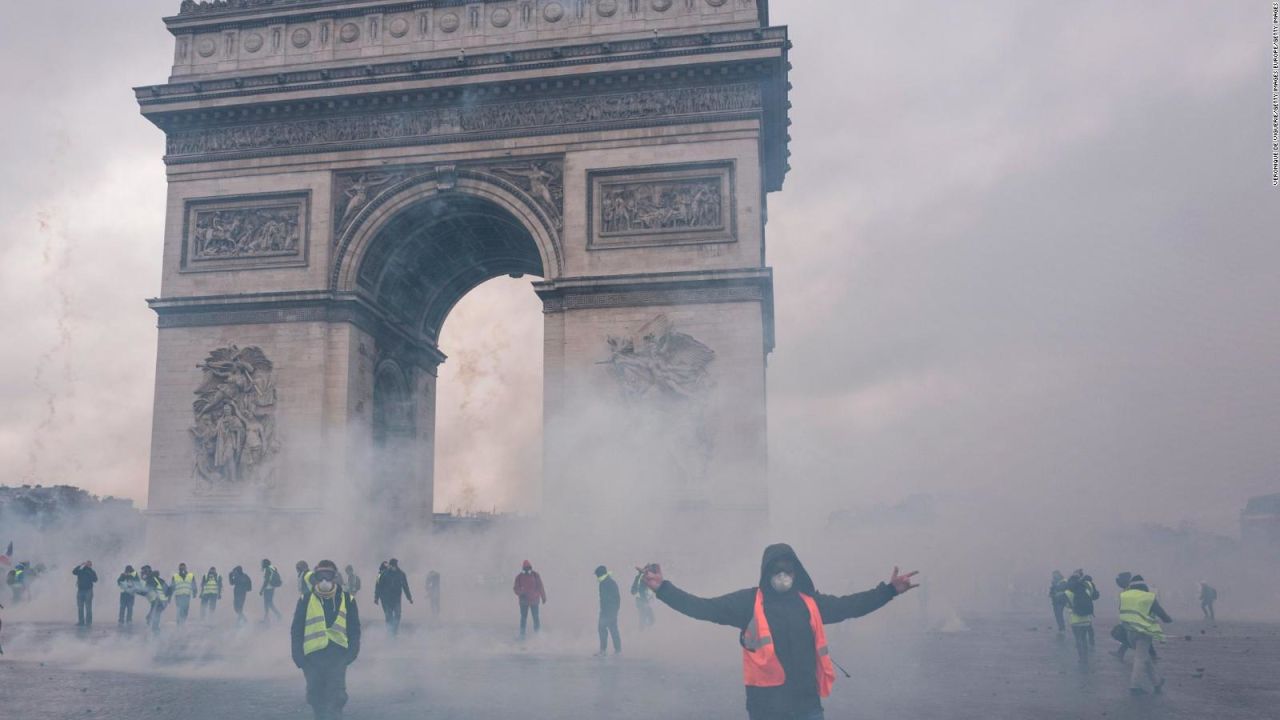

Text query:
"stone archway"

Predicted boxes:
[[139, 0, 791, 555]]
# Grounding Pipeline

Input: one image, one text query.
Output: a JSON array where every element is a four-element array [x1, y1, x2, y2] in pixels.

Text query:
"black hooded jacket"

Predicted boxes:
[[655, 544, 897, 716]]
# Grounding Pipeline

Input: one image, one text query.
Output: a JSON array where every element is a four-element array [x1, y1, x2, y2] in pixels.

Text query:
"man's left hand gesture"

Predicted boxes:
[[889, 566, 919, 595]]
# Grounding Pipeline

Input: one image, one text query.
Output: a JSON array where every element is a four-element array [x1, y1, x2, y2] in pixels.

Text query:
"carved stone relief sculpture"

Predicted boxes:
[[333, 157, 565, 236], [190, 345, 280, 490], [603, 315, 716, 493], [183, 192, 309, 271], [588, 161, 735, 249]]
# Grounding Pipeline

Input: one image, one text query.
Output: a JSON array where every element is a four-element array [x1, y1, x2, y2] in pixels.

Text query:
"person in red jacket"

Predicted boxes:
[[513, 560, 546, 640]]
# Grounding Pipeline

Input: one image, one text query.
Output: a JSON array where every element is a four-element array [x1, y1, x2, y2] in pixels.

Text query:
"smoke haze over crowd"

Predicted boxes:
[[0, 1, 1275, 545]]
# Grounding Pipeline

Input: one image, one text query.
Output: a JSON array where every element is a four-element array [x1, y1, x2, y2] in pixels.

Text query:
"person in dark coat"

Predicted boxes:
[[640, 544, 918, 720], [229, 566, 253, 625], [373, 558, 412, 636], [513, 560, 546, 639], [72, 561, 98, 626], [291, 560, 361, 720], [594, 565, 621, 656], [1199, 582, 1218, 621], [1049, 570, 1069, 634], [117, 565, 140, 625]]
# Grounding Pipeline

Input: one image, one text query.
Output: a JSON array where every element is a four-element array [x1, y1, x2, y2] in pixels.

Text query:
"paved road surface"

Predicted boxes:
[[1, 612, 1277, 719]]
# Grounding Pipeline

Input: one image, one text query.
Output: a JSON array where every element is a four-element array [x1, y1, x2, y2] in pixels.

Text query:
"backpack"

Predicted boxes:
[[269, 568, 282, 588], [1071, 585, 1095, 617]]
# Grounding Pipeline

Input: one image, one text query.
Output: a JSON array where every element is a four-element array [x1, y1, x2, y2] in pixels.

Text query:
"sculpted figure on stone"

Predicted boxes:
[[191, 345, 279, 487]]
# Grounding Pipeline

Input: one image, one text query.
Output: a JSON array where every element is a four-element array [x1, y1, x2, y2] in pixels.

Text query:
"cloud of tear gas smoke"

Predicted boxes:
[[1, 8, 1278, 702]]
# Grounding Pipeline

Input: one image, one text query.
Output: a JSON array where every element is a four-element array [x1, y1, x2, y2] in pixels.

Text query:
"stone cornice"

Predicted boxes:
[[149, 290, 448, 366], [136, 28, 788, 105], [535, 267, 775, 352]]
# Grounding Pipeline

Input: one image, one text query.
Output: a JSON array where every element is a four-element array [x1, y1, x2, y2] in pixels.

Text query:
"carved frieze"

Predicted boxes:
[[190, 345, 280, 490], [333, 158, 564, 238], [603, 314, 716, 488], [182, 192, 309, 271], [588, 161, 735, 249], [166, 84, 761, 161]]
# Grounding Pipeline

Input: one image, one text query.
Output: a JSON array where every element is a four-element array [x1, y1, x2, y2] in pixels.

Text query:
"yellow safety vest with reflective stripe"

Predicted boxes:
[[1119, 588, 1164, 640], [302, 592, 349, 655], [1063, 590, 1092, 626], [172, 572, 197, 597], [299, 570, 313, 594], [202, 575, 220, 597]]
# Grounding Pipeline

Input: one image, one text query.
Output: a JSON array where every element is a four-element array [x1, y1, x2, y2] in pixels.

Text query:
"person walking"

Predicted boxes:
[[229, 565, 252, 625], [373, 558, 412, 636], [1119, 574, 1172, 695], [261, 559, 283, 623], [170, 563, 198, 626], [631, 567, 656, 630], [639, 544, 918, 720], [1064, 572, 1098, 671], [513, 560, 546, 640], [291, 559, 361, 720], [594, 565, 622, 656], [200, 566, 223, 619], [117, 565, 140, 625], [141, 565, 169, 632], [1199, 582, 1217, 622], [72, 560, 98, 627], [297, 561, 313, 595], [343, 565, 362, 597], [1049, 570, 1069, 635], [425, 570, 441, 620]]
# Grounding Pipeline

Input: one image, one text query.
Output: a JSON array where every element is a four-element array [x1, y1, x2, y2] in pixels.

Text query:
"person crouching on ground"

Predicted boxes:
[[291, 559, 361, 720], [640, 543, 918, 720]]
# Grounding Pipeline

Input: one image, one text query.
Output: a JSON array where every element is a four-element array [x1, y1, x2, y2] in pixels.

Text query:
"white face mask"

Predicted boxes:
[[314, 579, 336, 595], [770, 572, 794, 593]]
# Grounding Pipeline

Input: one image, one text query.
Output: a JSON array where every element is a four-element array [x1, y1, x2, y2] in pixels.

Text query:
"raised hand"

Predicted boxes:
[[889, 566, 919, 595], [636, 563, 663, 591]]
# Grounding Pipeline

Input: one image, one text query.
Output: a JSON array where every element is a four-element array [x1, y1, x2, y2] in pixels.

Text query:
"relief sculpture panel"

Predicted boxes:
[[182, 192, 310, 271], [190, 345, 280, 492], [589, 161, 735, 249]]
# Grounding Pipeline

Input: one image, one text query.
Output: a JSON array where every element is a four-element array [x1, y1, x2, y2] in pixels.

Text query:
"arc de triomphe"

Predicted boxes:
[[137, 0, 791, 554]]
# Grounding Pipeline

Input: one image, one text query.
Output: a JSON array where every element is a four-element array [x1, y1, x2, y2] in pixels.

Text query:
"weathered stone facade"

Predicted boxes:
[[138, 0, 789, 553]]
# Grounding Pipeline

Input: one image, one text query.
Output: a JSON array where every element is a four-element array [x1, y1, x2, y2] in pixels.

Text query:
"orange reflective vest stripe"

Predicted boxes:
[[741, 589, 836, 697]]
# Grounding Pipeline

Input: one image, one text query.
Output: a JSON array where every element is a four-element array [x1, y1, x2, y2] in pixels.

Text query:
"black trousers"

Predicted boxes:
[[118, 593, 135, 624], [76, 589, 94, 626], [382, 601, 402, 635], [1052, 600, 1066, 632], [301, 648, 350, 720], [598, 613, 621, 653], [519, 600, 540, 636]]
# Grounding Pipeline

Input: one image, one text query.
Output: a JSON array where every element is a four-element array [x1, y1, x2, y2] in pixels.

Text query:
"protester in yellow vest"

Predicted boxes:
[[640, 544, 918, 719], [1063, 571, 1099, 671], [1119, 574, 1172, 695], [291, 559, 361, 720], [170, 563, 198, 626], [200, 566, 222, 620]]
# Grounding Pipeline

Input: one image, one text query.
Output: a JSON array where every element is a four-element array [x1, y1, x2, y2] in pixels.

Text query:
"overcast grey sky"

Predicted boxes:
[[0, 1, 1275, 534]]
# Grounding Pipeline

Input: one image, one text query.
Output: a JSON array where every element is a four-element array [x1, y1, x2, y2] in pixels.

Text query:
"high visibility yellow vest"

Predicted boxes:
[[202, 575, 220, 597], [299, 570, 313, 593], [302, 592, 349, 655], [1119, 588, 1164, 640], [1064, 590, 1092, 626], [172, 572, 196, 597]]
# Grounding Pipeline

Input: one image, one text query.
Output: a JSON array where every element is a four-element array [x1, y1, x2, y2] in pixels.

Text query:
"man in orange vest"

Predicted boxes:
[[639, 544, 918, 720]]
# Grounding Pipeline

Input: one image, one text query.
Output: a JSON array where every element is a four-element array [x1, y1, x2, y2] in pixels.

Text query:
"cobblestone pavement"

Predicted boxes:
[[1, 613, 1277, 719]]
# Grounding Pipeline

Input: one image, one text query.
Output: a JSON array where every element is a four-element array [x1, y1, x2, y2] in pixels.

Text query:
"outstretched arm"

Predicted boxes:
[[653, 579, 755, 628], [814, 566, 918, 624]]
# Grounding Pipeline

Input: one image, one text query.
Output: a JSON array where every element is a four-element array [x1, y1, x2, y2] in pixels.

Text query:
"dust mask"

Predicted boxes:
[[314, 578, 337, 597], [770, 572, 794, 593]]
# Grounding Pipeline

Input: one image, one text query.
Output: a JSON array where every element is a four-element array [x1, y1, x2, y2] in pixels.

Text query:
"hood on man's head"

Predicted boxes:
[[759, 543, 816, 595]]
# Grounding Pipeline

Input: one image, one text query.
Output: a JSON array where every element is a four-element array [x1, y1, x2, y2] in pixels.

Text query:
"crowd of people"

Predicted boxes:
[[1046, 567, 1206, 696], [0, 545, 920, 720]]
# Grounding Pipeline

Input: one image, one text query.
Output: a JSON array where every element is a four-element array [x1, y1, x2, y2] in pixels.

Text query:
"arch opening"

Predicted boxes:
[[356, 193, 546, 523]]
